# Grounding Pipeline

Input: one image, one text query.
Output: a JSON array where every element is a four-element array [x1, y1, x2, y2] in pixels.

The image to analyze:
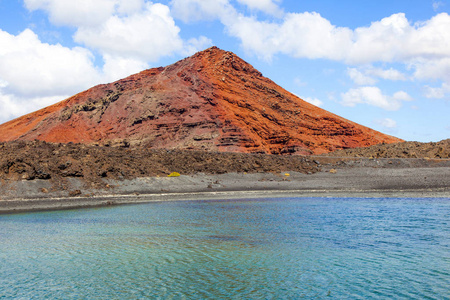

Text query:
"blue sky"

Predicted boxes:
[[0, 0, 449, 142]]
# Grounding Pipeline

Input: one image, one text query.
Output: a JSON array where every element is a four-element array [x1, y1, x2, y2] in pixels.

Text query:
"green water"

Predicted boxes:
[[1, 197, 449, 299]]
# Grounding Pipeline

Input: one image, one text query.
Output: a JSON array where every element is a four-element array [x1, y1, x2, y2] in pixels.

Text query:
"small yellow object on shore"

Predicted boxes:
[[284, 173, 290, 176], [168, 172, 181, 177], [329, 169, 337, 174]]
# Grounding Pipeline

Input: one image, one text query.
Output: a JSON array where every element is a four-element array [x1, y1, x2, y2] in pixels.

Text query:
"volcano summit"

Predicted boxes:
[[0, 47, 401, 154]]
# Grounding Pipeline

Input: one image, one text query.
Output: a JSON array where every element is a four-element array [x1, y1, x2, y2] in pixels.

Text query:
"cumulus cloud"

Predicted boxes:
[[348, 66, 407, 85], [225, 12, 353, 61], [424, 83, 450, 99], [433, 1, 444, 11], [0, 92, 67, 121], [194, 6, 450, 86], [24, 0, 145, 27], [226, 12, 450, 65], [341, 87, 412, 110], [349, 13, 450, 64], [26, 1, 209, 66], [366, 67, 407, 81], [171, 0, 283, 22], [294, 77, 307, 87], [303, 97, 323, 107], [170, 0, 450, 88], [393, 91, 412, 102], [412, 57, 450, 98], [172, 2, 450, 98], [0, 28, 104, 124], [374, 118, 398, 134], [0, 27, 161, 123], [182, 36, 213, 56], [375, 118, 397, 129], [102, 55, 149, 82], [74, 3, 185, 62], [25, 0, 118, 27], [0, 29, 101, 97], [170, 0, 233, 23], [236, 0, 283, 16], [347, 68, 377, 85], [411, 57, 450, 82]]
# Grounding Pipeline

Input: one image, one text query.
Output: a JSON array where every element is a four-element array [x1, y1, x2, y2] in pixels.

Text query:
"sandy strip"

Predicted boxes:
[[1, 166, 449, 214], [1, 188, 450, 214]]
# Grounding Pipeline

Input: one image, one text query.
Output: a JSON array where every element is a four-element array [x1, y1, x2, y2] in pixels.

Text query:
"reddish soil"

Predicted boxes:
[[0, 47, 400, 154]]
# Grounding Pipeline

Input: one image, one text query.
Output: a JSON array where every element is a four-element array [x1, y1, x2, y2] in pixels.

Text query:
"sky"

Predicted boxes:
[[0, 0, 449, 142]]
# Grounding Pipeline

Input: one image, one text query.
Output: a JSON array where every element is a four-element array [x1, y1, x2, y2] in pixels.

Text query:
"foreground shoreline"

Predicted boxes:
[[1, 165, 449, 214], [1, 188, 450, 214]]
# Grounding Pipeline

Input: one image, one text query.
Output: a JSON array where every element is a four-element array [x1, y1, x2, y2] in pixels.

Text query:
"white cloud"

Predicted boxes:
[[0, 79, 8, 89], [411, 57, 450, 82], [0, 28, 105, 124], [393, 91, 412, 102], [115, 0, 146, 15], [24, 0, 145, 27], [25, 0, 118, 27], [347, 66, 407, 85], [341, 86, 412, 110], [366, 67, 406, 81], [375, 118, 397, 129], [433, 1, 444, 11], [74, 3, 184, 62], [0, 91, 67, 121], [294, 77, 307, 87], [348, 13, 412, 64], [26, 1, 209, 65], [0, 27, 160, 124], [0, 29, 101, 97], [88, 37, 211, 82], [347, 68, 377, 85], [239, 12, 450, 64], [182, 36, 213, 56], [424, 86, 445, 99], [225, 12, 353, 61], [170, 0, 233, 23], [169, 1, 450, 87], [236, 0, 283, 16], [412, 57, 450, 98], [424, 83, 450, 99], [303, 97, 323, 107], [202, 8, 450, 86], [102, 55, 149, 82], [347, 13, 450, 64]]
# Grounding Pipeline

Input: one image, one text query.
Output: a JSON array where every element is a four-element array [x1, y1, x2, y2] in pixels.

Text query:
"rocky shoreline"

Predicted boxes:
[[2, 161, 449, 213], [1, 140, 449, 213]]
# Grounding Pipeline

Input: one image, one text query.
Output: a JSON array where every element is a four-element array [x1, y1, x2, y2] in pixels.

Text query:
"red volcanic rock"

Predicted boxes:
[[0, 47, 402, 154]]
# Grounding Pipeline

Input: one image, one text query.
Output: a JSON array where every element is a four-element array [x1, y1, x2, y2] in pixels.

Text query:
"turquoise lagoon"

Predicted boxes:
[[0, 197, 449, 299]]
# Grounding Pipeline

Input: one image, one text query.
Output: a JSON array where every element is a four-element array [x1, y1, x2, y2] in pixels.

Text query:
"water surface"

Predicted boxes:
[[1, 197, 449, 299]]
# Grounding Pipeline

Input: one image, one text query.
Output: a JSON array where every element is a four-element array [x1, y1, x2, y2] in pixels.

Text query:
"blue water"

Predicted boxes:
[[0, 197, 449, 299]]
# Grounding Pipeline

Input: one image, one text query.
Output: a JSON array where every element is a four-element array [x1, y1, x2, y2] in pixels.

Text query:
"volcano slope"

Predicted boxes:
[[0, 47, 401, 155]]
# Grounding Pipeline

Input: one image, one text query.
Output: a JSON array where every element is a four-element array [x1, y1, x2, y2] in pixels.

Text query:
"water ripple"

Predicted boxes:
[[0, 197, 449, 299]]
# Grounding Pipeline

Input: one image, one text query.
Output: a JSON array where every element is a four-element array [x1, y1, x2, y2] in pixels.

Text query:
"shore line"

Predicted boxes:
[[2, 166, 450, 214], [1, 187, 449, 214]]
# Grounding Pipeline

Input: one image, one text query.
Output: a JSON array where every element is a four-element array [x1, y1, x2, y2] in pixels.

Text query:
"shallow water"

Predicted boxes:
[[0, 197, 449, 299]]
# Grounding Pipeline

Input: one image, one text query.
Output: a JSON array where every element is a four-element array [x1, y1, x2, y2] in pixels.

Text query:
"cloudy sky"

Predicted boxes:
[[1, 0, 449, 142]]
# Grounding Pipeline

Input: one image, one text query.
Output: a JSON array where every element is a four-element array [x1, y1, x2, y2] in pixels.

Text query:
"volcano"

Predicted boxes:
[[0, 47, 401, 154]]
